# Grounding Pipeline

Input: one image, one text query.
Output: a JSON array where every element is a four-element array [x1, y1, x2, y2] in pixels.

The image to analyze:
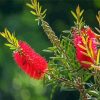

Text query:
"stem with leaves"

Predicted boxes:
[[75, 77, 88, 100], [0, 28, 19, 50], [27, 0, 100, 99], [71, 5, 84, 31], [27, 0, 72, 70]]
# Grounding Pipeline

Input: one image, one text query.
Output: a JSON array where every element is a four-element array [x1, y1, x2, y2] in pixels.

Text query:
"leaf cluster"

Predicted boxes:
[[27, 0, 47, 22], [95, 11, 100, 34], [71, 5, 84, 30], [27, 0, 100, 99], [43, 32, 100, 99], [96, 11, 100, 26], [0, 28, 19, 50]]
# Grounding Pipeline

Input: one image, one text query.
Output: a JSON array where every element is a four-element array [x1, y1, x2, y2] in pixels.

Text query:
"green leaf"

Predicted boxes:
[[80, 51, 90, 57], [81, 61, 92, 65], [42, 49, 53, 53], [71, 11, 77, 20], [96, 49, 100, 65], [4, 43, 16, 50], [30, 11, 37, 16], [84, 74, 92, 81], [50, 85, 57, 100], [50, 57, 63, 60], [78, 44, 87, 50], [0, 28, 19, 50], [0, 33, 6, 38], [68, 73, 72, 80], [76, 5, 80, 15], [5, 43, 14, 47], [26, 3, 35, 9], [88, 90, 99, 97], [27, 0, 47, 20], [41, 9, 47, 16], [10, 47, 16, 50], [62, 30, 71, 34], [5, 43, 13, 47], [95, 27, 100, 33], [48, 46, 57, 51], [80, 10, 84, 17]]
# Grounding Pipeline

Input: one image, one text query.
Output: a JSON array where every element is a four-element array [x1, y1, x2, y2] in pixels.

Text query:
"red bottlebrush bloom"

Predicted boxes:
[[73, 27, 97, 69], [13, 41, 48, 79]]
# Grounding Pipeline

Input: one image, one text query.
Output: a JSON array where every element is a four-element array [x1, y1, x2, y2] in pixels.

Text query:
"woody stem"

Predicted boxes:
[[75, 77, 88, 100]]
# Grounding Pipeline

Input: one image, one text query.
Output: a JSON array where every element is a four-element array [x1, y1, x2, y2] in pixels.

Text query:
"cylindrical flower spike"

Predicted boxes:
[[72, 27, 97, 69], [13, 41, 48, 79]]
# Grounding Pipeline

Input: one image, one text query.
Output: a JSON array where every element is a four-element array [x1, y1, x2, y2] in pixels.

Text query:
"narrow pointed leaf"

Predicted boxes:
[[78, 44, 87, 50], [30, 11, 37, 15], [76, 5, 80, 15], [96, 49, 100, 64], [89, 39, 94, 57], [81, 61, 93, 65], [80, 10, 84, 17], [80, 51, 90, 57], [26, 3, 35, 9], [71, 11, 77, 20]]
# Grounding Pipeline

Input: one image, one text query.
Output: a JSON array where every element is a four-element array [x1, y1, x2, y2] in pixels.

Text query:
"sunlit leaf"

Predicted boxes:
[[30, 11, 37, 15], [26, 3, 35, 9], [96, 11, 100, 25], [96, 49, 100, 65], [27, 0, 47, 20], [81, 36, 86, 45], [80, 51, 90, 57], [78, 44, 87, 50], [89, 39, 94, 57], [88, 90, 99, 97], [76, 5, 80, 15], [0, 28, 19, 50], [80, 10, 84, 17], [81, 61, 93, 65], [91, 65, 100, 70], [42, 9, 47, 16], [84, 74, 92, 81], [71, 11, 77, 20]]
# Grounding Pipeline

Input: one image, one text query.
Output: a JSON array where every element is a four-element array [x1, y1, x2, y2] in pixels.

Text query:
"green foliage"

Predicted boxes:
[[27, 0, 47, 23], [71, 5, 84, 30], [27, 0, 100, 99], [96, 11, 100, 26], [95, 11, 100, 33], [0, 28, 19, 50]]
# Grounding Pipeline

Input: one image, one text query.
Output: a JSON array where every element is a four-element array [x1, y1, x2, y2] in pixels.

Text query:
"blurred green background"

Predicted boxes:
[[0, 0, 100, 100]]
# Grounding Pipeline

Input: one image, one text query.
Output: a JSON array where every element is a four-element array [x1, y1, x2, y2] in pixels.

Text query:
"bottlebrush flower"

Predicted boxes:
[[13, 41, 48, 79], [73, 27, 97, 69]]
